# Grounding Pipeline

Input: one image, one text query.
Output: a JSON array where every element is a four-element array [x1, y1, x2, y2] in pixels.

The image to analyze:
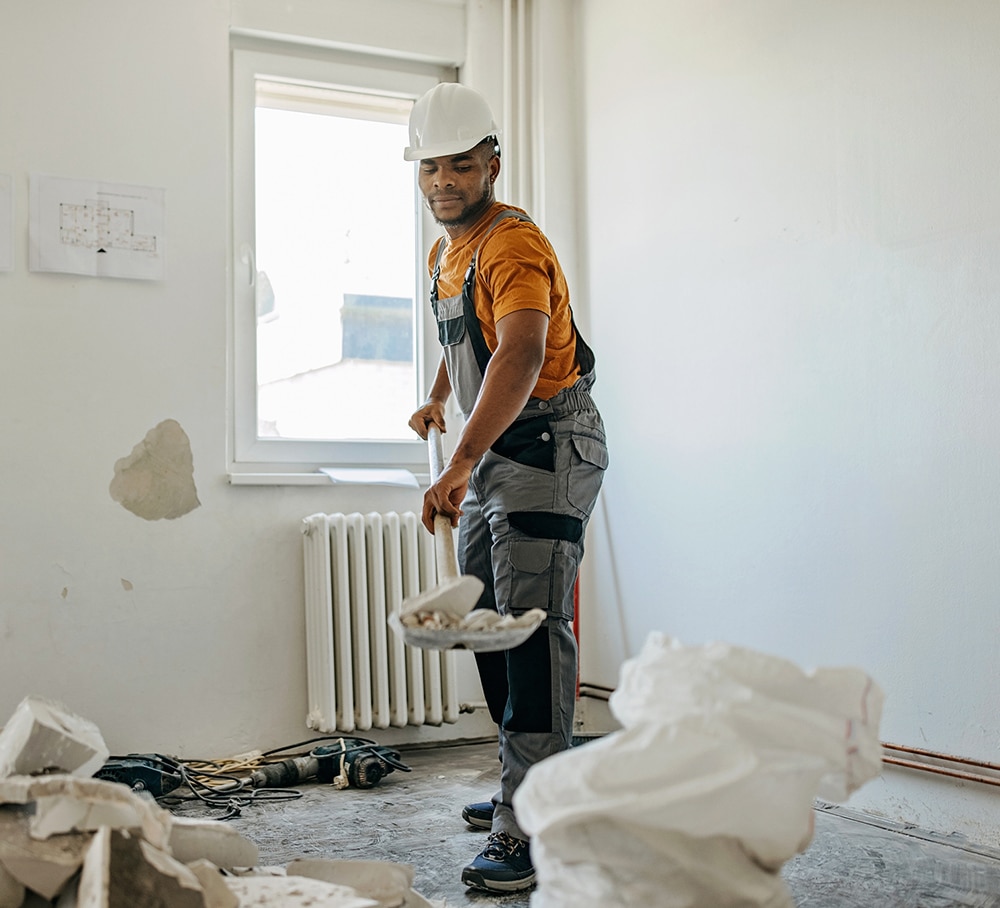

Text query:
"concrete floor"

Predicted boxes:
[[214, 741, 1000, 907]]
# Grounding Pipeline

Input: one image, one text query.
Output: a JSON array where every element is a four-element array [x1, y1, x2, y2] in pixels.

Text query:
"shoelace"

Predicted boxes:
[[483, 831, 527, 860]]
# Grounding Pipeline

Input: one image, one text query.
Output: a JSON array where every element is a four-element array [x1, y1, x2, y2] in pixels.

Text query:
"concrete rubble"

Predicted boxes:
[[0, 699, 109, 781], [0, 697, 444, 908], [286, 860, 419, 907], [516, 632, 885, 908]]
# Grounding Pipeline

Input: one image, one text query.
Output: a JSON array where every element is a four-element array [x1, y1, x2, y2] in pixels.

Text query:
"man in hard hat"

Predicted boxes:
[[405, 82, 608, 893]]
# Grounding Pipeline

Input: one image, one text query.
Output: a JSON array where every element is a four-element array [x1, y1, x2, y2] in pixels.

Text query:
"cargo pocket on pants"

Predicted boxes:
[[566, 433, 609, 514], [506, 536, 554, 616]]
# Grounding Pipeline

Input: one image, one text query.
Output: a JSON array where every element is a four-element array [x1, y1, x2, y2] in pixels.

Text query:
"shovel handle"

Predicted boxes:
[[427, 424, 447, 481], [427, 425, 459, 581]]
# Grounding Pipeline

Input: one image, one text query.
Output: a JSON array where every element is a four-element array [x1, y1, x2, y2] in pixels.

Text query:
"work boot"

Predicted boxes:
[[461, 800, 494, 829], [461, 831, 535, 892]]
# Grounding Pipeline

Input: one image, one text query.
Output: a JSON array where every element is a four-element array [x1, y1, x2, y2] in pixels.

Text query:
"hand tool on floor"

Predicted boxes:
[[400, 424, 484, 617]]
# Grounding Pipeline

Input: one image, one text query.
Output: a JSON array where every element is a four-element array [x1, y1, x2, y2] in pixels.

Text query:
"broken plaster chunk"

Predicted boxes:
[[33, 789, 142, 840], [77, 827, 206, 908], [33, 786, 170, 849], [286, 859, 414, 908], [187, 860, 239, 908], [109, 418, 201, 521], [0, 774, 171, 849], [0, 773, 118, 806], [224, 874, 379, 908], [0, 697, 109, 781], [0, 804, 88, 900], [0, 861, 25, 908], [167, 816, 259, 869]]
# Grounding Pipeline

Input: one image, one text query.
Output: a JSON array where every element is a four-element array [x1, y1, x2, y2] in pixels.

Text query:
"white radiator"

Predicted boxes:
[[301, 511, 459, 734]]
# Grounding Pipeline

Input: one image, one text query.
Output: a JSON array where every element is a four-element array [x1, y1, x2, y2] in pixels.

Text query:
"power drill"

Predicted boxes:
[[249, 739, 409, 790], [95, 754, 184, 797]]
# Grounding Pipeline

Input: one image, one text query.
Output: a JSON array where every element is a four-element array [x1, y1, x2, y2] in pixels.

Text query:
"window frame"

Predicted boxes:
[[230, 39, 453, 478]]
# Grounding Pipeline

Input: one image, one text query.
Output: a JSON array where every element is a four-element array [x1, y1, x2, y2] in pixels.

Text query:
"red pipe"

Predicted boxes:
[[882, 742, 1000, 774], [573, 575, 580, 697], [882, 755, 1000, 788], [880, 741, 1000, 788]]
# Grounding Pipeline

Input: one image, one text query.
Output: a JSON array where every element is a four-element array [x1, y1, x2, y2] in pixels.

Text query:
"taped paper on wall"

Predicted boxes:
[[29, 173, 165, 280]]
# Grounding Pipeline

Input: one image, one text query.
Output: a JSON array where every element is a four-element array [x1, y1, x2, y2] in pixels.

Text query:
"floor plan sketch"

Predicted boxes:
[[30, 174, 165, 280], [59, 198, 157, 254]]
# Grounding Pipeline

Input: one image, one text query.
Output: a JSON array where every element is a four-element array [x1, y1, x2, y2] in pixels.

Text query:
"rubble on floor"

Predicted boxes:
[[0, 696, 442, 907], [0, 697, 108, 781], [516, 633, 885, 908]]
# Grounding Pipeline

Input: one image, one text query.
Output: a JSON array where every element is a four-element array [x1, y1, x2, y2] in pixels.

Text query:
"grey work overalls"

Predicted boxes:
[[430, 210, 609, 841]]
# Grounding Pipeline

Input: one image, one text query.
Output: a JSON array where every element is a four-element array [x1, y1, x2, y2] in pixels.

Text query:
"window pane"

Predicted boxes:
[[254, 89, 417, 442]]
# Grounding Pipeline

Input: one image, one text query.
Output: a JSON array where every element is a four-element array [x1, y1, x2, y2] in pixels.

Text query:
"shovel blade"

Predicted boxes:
[[399, 575, 485, 620]]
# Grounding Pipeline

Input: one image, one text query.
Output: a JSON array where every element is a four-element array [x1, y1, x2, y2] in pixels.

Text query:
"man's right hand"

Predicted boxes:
[[421, 460, 471, 533]]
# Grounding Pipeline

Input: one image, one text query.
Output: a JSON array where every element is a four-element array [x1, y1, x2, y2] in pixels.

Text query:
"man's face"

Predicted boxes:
[[418, 144, 499, 233]]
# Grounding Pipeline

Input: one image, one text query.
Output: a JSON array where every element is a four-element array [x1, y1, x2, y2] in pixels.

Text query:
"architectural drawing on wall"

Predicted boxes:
[[0, 174, 12, 272], [59, 198, 157, 254], [29, 174, 165, 280]]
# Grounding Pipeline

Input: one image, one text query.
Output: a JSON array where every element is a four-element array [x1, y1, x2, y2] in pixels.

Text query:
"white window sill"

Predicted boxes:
[[228, 470, 430, 487]]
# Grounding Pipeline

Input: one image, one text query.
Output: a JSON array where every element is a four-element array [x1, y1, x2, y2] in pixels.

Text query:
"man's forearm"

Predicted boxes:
[[450, 337, 545, 470], [427, 356, 452, 406]]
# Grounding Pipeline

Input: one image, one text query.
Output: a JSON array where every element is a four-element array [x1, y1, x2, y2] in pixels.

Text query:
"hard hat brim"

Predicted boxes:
[[403, 132, 500, 162]]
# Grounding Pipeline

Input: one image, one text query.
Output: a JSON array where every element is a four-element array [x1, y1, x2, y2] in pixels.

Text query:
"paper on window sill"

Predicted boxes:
[[319, 467, 419, 488]]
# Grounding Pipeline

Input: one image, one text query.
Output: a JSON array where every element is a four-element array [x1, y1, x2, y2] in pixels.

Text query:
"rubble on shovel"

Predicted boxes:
[[0, 696, 443, 907]]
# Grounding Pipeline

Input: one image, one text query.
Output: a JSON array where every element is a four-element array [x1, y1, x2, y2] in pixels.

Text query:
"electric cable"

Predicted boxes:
[[153, 734, 409, 819], [157, 760, 303, 820]]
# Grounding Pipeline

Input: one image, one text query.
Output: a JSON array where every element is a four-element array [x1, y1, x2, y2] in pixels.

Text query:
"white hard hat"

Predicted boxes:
[[403, 82, 501, 162]]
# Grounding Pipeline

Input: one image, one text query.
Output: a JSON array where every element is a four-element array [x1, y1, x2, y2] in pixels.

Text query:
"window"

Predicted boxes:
[[231, 41, 452, 475]]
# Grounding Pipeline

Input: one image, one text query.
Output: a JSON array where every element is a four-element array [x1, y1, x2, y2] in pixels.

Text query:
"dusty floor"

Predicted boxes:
[[185, 740, 1000, 907]]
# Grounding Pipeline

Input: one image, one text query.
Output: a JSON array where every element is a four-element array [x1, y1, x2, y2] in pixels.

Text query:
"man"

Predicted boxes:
[[404, 82, 608, 893]]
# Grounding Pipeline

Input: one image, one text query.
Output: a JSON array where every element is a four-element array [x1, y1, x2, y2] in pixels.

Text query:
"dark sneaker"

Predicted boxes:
[[461, 800, 494, 829], [461, 832, 535, 892]]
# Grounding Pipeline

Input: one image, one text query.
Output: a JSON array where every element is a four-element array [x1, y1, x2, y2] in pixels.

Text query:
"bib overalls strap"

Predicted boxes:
[[430, 209, 597, 420]]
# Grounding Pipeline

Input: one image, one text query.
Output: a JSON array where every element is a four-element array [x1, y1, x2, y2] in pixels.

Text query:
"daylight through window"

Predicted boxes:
[[254, 83, 417, 443], [231, 43, 448, 473]]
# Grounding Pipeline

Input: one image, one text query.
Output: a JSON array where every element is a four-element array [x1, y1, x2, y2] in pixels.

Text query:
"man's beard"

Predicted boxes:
[[431, 184, 493, 230]]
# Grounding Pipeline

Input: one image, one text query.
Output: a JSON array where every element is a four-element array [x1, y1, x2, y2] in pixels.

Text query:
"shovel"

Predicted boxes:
[[400, 425, 485, 618], [389, 425, 546, 651]]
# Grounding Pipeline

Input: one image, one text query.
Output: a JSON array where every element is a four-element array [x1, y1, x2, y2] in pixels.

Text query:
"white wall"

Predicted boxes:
[[5, 0, 1000, 849], [578, 0, 1000, 844], [0, 0, 496, 759]]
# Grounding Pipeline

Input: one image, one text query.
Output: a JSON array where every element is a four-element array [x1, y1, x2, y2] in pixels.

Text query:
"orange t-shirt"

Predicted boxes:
[[428, 202, 581, 400]]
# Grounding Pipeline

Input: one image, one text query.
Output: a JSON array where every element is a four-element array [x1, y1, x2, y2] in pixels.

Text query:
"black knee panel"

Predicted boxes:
[[502, 626, 553, 733]]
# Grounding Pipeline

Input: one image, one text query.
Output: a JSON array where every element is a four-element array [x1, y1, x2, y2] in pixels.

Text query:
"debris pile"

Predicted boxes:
[[515, 632, 885, 908], [0, 696, 441, 907]]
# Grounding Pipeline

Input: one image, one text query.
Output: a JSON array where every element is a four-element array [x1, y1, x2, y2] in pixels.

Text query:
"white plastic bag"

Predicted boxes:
[[515, 632, 883, 908]]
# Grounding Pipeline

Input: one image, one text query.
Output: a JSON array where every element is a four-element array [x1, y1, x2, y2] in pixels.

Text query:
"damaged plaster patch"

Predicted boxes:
[[109, 419, 200, 521]]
